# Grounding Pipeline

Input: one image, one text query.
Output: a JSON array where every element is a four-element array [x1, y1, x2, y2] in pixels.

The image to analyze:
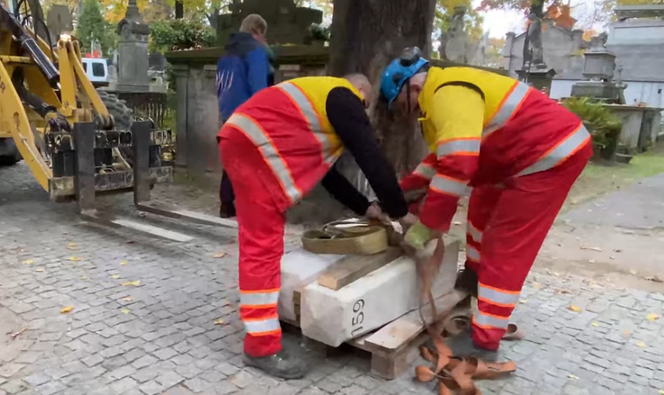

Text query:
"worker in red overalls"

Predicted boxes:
[[218, 74, 414, 379], [380, 48, 592, 352]]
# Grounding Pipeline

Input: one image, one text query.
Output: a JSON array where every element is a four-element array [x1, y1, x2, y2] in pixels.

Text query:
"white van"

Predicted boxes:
[[82, 58, 110, 88]]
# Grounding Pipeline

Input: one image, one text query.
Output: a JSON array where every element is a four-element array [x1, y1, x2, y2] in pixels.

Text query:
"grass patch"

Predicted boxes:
[[564, 143, 664, 211]]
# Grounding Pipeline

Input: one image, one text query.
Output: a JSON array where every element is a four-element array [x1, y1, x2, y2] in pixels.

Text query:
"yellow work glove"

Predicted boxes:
[[404, 220, 434, 251]]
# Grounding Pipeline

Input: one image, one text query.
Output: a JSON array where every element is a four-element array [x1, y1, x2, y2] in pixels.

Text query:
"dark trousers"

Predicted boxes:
[[219, 170, 236, 215]]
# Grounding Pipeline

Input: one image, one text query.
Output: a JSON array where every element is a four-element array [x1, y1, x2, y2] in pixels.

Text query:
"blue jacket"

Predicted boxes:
[[216, 32, 272, 121]]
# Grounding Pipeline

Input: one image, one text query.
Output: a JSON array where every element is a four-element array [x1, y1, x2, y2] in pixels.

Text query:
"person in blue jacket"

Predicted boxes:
[[217, 14, 275, 218]]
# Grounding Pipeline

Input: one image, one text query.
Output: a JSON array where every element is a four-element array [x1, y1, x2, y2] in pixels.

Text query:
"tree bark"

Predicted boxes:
[[329, 0, 436, 194]]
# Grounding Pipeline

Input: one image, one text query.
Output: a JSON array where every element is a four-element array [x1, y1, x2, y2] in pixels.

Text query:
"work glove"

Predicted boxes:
[[398, 212, 419, 234], [364, 202, 386, 221], [404, 220, 434, 251]]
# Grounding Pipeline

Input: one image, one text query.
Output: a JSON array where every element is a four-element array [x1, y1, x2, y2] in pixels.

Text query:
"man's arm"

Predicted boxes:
[[245, 47, 269, 95], [321, 164, 371, 216], [418, 84, 485, 232], [400, 153, 437, 192], [325, 87, 409, 219]]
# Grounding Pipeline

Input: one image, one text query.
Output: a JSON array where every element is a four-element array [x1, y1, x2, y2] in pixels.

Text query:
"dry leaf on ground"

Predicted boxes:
[[519, 300, 528, 304], [68, 257, 82, 262], [10, 328, 27, 339], [629, 269, 638, 275], [60, 306, 74, 314], [22, 259, 34, 265], [121, 309, 130, 315], [36, 268, 44, 273], [111, 274, 121, 279], [568, 374, 579, 380], [120, 260, 128, 266], [636, 341, 647, 348], [214, 319, 226, 325], [624, 330, 631, 336], [213, 252, 227, 258], [568, 305, 581, 312], [591, 322, 599, 327], [647, 313, 659, 322], [532, 282, 542, 289], [122, 280, 141, 287], [67, 243, 78, 250], [121, 297, 133, 302]]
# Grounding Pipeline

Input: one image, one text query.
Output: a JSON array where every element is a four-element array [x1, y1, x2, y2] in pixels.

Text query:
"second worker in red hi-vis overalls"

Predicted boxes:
[[380, 48, 593, 352], [218, 74, 414, 379]]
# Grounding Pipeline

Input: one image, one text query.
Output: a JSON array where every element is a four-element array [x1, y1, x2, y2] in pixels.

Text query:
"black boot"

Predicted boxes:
[[243, 348, 307, 379], [455, 268, 479, 298], [219, 203, 236, 219]]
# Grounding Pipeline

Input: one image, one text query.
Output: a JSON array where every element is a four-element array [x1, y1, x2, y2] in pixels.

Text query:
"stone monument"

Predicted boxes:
[[46, 4, 73, 44], [571, 33, 625, 104], [216, 0, 322, 45], [516, 12, 556, 90], [116, 0, 150, 92], [440, 6, 468, 63]]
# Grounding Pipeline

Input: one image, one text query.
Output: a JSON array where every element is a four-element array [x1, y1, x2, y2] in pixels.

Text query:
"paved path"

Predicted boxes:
[[1, 164, 664, 395]]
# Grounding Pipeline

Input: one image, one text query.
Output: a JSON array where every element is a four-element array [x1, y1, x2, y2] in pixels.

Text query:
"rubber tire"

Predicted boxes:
[[0, 138, 23, 167], [97, 89, 135, 165]]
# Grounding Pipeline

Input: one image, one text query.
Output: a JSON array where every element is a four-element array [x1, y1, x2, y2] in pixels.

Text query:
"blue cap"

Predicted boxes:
[[380, 48, 429, 108]]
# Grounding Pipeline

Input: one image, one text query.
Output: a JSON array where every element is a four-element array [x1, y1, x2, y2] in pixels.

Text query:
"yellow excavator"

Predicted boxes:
[[0, 0, 236, 241]]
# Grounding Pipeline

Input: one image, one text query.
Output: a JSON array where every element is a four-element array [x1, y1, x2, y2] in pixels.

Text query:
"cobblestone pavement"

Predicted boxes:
[[1, 164, 664, 395]]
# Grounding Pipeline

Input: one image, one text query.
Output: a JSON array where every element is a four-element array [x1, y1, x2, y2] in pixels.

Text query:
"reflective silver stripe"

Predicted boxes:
[[240, 291, 279, 306], [437, 139, 481, 157], [467, 223, 482, 244], [414, 163, 436, 180], [478, 284, 520, 306], [466, 245, 481, 262], [517, 125, 590, 177], [430, 174, 469, 197], [483, 82, 530, 137], [278, 82, 338, 165], [473, 311, 509, 329], [227, 113, 302, 203], [244, 318, 281, 334]]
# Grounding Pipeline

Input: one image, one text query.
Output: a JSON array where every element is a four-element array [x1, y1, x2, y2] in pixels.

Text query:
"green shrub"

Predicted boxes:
[[562, 97, 622, 149], [150, 19, 216, 53]]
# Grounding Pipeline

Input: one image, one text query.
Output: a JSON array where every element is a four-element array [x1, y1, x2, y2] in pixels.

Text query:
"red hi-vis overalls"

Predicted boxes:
[[218, 77, 363, 357], [400, 67, 593, 350]]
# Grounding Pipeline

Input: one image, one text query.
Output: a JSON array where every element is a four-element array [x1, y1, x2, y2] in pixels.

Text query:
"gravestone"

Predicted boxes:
[[116, 0, 150, 92], [441, 6, 468, 63], [46, 4, 73, 44], [571, 33, 624, 103], [217, 0, 322, 45]]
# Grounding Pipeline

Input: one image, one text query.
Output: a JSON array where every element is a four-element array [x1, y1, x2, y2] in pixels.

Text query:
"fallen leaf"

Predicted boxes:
[[120, 260, 128, 266], [581, 246, 602, 252], [121, 297, 133, 302], [658, 390, 664, 395], [81, 276, 89, 280], [111, 274, 121, 280], [214, 319, 226, 325], [629, 269, 638, 275], [126, 240, 135, 245], [36, 268, 44, 273], [452, 221, 462, 225], [67, 243, 78, 250], [645, 275, 663, 283], [636, 341, 647, 348], [568, 374, 579, 380], [568, 305, 581, 312], [22, 259, 34, 265], [213, 252, 227, 259], [68, 256, 82, 262], [556, 289, 571, 295], [121, 308, 130, 314], [60, 306, 74, 314], [624, 330, 631, 336], [519, 300, 528, 304], [647, 313, 659, 322], [614, 249, 622, 253], [10, 328, 27, 339], [589, 259, 596, 263], [532, 282, 542, 289], [591, 322, 599, 327], [122, 280, 141, 287]]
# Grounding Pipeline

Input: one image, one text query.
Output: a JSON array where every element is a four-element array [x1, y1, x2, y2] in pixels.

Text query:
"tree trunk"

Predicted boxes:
[[329, 0, 436, 194]]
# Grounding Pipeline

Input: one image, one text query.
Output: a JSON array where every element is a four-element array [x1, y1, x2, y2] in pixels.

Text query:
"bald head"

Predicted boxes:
[[344, 73, 373, 108]]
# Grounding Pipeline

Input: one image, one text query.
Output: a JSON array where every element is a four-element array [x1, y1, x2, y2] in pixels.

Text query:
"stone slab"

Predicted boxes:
[[300, 239, 460, 347]]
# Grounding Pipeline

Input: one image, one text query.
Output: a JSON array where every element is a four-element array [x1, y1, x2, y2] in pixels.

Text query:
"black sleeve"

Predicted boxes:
[[321, 165, 371, 216], [325, 87, 409, 219]]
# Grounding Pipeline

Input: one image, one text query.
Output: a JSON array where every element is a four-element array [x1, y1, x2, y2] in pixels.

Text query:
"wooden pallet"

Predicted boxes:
[[283, 290, 470, 380]]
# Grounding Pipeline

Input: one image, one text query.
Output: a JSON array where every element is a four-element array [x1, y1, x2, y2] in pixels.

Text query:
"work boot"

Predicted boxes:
[[445, 330, 500, 362], [242, 348, 307, 379], [455, 268, 479, 298]]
